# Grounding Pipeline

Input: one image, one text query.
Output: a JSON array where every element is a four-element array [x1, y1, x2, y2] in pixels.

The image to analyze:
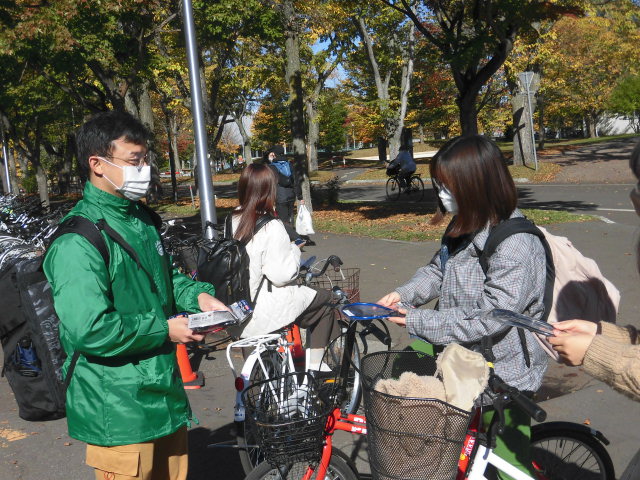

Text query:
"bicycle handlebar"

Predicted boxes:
[[489, 375, 547, 423]]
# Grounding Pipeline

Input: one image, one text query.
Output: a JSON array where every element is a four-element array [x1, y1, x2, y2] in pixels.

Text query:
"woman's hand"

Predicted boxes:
[[552, 319, 598, 337], [386, 307, 408, 327], [378, 291, 401, 308], [548, 332, 595, 366]]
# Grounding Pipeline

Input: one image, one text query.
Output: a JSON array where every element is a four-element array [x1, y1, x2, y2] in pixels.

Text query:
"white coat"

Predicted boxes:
[[231, 215, 317, 337]]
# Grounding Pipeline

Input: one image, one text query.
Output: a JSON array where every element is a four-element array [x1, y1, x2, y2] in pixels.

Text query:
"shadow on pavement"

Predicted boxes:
[[517, 187, 597, 212], [188, 424, 244, 480]]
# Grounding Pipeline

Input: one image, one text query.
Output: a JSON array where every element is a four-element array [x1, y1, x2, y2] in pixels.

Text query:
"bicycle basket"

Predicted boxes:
[[361, 350, 473, 480], [243, 372, 332, 467], [386, 163, 401, 177], [307, 267, 360, 302]]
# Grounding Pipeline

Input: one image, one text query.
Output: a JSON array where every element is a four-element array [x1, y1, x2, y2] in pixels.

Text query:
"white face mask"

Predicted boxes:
[[99, 157, 151, 201], [438, 185, 458, 214]]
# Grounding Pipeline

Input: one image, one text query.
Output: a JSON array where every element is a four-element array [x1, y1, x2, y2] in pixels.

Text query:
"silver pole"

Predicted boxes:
[[524, 79, 538, 171], [182, 0, 217, 240], [0, 122, 11, 194]]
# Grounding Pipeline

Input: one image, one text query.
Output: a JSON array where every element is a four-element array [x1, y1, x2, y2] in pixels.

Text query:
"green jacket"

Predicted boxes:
[[43, 182, 215, 446]]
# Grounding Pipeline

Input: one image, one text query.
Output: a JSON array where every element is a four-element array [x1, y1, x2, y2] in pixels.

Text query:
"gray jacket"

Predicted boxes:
[[396, 210, 548, 395]]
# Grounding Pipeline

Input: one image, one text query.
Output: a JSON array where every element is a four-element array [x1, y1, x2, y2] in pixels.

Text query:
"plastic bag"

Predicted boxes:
[[295, 204, 315, 235]]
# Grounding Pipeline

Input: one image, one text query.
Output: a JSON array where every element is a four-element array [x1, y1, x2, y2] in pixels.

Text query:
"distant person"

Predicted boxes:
[[550, 141, 640, 402], [44, 111, 226, 480], [237, 154, 245, 170], [265, 146, 304, 241], [387, 146, 416, 189]]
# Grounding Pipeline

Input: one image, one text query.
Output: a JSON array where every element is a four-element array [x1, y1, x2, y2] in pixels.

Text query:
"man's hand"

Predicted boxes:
[[548, 332, 595, 366], [168, 315, 204, 344], [198, 292, 229, 312]]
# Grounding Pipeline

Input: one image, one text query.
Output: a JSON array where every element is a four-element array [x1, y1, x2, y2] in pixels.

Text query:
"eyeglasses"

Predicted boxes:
[[106, 154, 149, 169]]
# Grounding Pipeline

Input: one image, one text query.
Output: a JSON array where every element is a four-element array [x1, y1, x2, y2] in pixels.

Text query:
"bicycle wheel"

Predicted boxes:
[[238, 349, 288, 474], [385, 177, 401, 200], [322, 323, 361, 414], [530, 425, 615, 480], [244, 453, 358, 480], [407, 175, 424, 202]]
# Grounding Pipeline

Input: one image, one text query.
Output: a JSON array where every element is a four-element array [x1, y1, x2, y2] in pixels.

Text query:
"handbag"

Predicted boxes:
[[295, 204, 315, 235]]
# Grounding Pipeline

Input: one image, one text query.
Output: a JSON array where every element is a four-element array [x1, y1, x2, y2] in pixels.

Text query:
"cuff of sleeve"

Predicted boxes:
[[583, 336, 620, 381], [189, 283, 216, 312], [395, 286, 412, 303], [405, 309, 424, 337], [600, 322, 633, 343]]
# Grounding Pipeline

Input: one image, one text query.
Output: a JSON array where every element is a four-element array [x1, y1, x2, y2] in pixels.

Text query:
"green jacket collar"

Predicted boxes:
[[82, 181, 135, 217]]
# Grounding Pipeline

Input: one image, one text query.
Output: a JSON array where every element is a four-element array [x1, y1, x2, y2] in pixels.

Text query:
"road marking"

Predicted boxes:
[[522, 183, 636, 187], [597, 216, 616, 224], [594, 208, 635, 212]]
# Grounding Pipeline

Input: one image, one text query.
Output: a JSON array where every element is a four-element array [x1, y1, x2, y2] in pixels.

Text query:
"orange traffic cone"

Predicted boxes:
[[176, 343, 204, 389]]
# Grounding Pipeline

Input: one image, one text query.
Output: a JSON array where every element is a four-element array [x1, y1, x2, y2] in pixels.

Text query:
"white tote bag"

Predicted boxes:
[[295, 204, 315, 235]]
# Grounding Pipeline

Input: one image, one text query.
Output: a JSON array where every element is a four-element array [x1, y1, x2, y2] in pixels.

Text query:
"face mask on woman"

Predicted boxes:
[[438, 185, 458, 214], [99, 157, 151, 201]]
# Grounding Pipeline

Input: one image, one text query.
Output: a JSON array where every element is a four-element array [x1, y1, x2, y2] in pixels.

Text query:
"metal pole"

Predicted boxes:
[[182, 0, 217, 240], [0, 122, 11, 194], [524, 77, 538, 171]]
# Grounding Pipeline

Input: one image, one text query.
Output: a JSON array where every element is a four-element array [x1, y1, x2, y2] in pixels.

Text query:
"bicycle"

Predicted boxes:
[[242, 301, 395, 480], [360, 313, 615, 480], [212, 256, 391, 475], [385, 163, 424, 201]]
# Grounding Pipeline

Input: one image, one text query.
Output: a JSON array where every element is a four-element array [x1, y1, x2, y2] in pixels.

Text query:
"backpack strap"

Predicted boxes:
[[476, 217, 555, 367], [48, 216, 109, 266], [480, 217, 555, 322]]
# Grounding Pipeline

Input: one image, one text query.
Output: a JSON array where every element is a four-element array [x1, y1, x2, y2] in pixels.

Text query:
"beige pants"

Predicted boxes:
[[86, 426, 188, 480]]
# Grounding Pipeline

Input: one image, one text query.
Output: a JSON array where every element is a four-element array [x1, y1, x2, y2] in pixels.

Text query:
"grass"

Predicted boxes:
[[350, 158, 561, 182], [153, 195, 593, 242], [313, 202, 595, 242]]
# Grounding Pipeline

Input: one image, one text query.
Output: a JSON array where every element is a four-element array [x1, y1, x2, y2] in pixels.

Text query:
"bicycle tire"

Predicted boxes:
[[407, 175, 424, 202], [530, 424, 615, 480], [238, 349, 287, 474], [386, 177, 401, 200], [244, 452, 358, 480], [323, 324, 361, 414]]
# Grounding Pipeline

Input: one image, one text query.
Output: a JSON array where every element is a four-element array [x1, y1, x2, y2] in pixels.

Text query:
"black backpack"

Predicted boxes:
[[197, 214, 273, 306], [0, 206, 163, 421]]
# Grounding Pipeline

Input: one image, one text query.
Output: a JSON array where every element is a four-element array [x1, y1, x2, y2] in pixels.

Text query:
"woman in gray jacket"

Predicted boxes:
[[378, 135, 547, 480]]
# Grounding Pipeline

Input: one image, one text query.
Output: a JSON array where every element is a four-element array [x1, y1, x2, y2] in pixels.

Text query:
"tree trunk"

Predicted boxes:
[[164, 110, 179, 203], [235, 116, 252, 164], [458, 94, 479, 136], [283, 0, 311, 211], [7, 147, 19, 194], [589, 113, 598, 138], [537, 94, 546, 150], [511, 73, 539, 167], [305, 96, 319, 173], [58, 134, 74, 194]]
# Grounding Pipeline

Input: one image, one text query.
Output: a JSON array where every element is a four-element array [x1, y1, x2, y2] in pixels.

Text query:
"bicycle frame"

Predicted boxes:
[[226, 326, 305, 423], [457, 409, 539, 480]]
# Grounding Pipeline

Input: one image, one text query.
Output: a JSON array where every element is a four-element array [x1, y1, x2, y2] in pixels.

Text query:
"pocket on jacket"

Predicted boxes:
[[86, 444, 140, 476]]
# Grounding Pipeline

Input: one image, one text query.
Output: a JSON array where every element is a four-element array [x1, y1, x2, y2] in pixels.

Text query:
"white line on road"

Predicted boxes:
[[597, 215, 616, 224], [594, 208, 636, 212]]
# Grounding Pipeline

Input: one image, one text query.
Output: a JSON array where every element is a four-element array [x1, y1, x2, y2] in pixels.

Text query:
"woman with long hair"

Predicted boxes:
[[230, 163, 335, 371], [378, 135, 548, 480]]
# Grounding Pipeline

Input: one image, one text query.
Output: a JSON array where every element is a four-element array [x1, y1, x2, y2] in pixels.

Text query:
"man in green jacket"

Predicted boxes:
[[44, 111, 225, 480]]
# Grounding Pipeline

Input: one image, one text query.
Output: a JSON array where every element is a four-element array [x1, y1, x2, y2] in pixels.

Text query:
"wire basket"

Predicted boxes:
[[243, 372, 332, 468], [307, 267, 360, 302], [361, 350, 474, 480]]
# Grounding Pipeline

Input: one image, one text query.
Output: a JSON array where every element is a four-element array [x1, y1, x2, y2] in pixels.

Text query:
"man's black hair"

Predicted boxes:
[[76, 110, 149, 180]]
